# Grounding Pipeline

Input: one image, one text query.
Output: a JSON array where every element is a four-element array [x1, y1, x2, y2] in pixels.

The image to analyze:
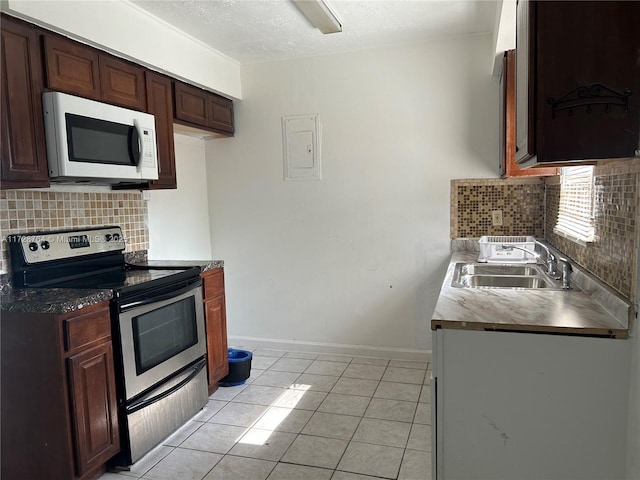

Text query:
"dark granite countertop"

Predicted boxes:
[[0, 287, 113, 315], [0, 258, 223, 315]]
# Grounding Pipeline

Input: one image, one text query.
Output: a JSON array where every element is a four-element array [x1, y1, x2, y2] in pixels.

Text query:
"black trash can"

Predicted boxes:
[[219, 348, 252, 386]]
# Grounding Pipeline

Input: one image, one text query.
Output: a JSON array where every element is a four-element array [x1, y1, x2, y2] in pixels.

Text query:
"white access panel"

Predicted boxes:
[[282, 114, 321, 180]]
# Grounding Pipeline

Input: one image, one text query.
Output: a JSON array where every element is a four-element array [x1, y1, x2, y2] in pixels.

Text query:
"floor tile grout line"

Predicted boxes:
[[118, 348, 431, 480]]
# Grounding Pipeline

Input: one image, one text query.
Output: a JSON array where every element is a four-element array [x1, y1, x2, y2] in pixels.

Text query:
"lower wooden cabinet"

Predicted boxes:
[[68, 342, 120, 477], [1, 302, 120, 480], [201, 268, 229, 394]]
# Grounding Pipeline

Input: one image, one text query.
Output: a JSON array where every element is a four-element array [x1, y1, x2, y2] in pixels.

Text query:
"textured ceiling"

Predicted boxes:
[[129, 0, 499, 64]]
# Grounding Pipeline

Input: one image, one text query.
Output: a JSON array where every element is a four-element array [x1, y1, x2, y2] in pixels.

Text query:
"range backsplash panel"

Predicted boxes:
[[0, 190, 149, 273]]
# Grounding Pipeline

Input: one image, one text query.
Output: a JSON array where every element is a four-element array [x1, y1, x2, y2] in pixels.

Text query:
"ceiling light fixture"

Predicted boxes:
[[291, 0, 342, 34]]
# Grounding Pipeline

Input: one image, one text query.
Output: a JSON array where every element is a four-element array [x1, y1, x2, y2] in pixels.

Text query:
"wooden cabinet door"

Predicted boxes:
[[515, 0, 535, 164], [209, 95, 234, 134], [0, 16, 50, 189], [204, 294, 229, 392], [501, 50, 557, 178], [535, 0, 640, 163], [174, 81, 235, 135], [145, 71, 177, 189], [99, 55, 146, 110], [174, 81, 209, 127], [68, 342, 120, 477], [43, 34, 101, 100], [202, 268, 228, 394]]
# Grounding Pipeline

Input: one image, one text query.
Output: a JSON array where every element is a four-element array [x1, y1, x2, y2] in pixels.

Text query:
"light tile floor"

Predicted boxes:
[[99, 348, 432, 480]]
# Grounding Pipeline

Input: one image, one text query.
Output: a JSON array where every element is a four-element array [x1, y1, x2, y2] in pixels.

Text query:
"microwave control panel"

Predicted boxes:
[[140, 128, 156, 168]]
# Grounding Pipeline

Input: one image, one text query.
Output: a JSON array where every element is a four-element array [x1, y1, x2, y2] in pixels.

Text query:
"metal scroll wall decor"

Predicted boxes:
[[547, 84, 632, 118]]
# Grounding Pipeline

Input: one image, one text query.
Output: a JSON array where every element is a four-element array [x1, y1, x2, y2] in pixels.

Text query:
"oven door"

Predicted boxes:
[[117, 278, 206, 401]]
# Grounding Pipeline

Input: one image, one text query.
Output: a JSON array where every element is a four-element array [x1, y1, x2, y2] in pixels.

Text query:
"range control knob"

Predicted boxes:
[[28, 242, 38, 252], [40, 240, 50, 250]]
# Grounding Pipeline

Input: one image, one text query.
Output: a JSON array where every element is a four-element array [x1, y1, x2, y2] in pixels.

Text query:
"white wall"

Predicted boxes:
[[2, 0, 241, 99], [204, 35, 498, 357], [147, 134, 212, 260]]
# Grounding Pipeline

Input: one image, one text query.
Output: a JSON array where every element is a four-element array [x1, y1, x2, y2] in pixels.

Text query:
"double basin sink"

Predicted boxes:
[[452, 262, 564, 290]]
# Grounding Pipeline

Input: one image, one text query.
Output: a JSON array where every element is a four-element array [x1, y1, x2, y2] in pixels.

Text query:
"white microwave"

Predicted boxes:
[[42, 91, 159, 184]]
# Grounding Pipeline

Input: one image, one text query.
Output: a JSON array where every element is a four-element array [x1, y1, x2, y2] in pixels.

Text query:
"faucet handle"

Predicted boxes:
[[558, 257, 572, 270], [557, 257, 573, 289]]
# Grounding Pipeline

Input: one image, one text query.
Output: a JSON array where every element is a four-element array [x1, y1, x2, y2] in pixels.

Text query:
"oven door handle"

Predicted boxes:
[[126, 358, 206, 415], [119, 278, 202, 312]]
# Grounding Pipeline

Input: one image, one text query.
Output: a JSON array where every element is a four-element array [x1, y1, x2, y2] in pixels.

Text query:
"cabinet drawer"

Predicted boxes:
[[203, 269, 225, 299], [64, 308, 111, 352]]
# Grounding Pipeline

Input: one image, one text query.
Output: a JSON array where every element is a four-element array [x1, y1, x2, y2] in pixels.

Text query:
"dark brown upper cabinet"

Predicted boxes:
[[0, 15, 50, 189], [2, 14, 233, 190], [44, 34, 146, 110], [43, 34, 101, 101], [99, 55, 147, 111], [145, 71, 177, 189], [516, 0, 640, 167], [174, 81, 234, 135], [500, 50, 557, 178]]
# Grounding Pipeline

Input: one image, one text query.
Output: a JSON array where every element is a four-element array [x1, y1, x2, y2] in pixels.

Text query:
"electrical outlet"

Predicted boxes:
[[491, 210, 503, 226]]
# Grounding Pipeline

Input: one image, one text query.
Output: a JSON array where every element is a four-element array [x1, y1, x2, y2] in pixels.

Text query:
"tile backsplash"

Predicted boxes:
[[452, 159, 639, 302], [451, 177, 546, 239], [546, 160, 639, 300], [0, 190, 149, 273]]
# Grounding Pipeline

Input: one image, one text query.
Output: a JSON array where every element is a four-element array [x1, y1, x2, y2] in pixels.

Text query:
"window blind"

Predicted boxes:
[[554, 166, 595, 242]]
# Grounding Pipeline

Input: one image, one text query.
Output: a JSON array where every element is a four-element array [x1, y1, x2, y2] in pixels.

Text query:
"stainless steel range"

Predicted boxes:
[[8, 226, 208, 467]]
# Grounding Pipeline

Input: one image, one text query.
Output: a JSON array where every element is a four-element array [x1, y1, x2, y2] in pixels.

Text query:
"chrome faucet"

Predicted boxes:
[[501, 241, 572, 289], [533, 241, 558, 278]]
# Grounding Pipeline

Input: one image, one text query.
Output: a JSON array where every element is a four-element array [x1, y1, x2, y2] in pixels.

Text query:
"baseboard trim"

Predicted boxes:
[[227, 335, 432, 362]]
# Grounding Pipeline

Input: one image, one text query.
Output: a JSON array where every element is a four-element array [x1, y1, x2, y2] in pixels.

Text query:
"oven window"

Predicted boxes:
[[132, 296, 198, 375]]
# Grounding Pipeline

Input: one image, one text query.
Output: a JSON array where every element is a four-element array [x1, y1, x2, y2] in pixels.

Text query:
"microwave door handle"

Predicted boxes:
[[132, 119, 143, 171]]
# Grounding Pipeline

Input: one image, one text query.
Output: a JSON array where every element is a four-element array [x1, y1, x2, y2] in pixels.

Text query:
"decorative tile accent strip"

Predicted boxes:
[[546, 159, 639, 300], [451, 177, 545, 239], [0, 190, 149, 273]]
